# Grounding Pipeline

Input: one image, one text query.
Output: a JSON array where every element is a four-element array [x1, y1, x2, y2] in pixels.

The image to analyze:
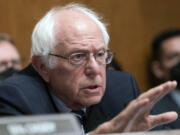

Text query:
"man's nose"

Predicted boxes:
[[84, 55, 101, 78]]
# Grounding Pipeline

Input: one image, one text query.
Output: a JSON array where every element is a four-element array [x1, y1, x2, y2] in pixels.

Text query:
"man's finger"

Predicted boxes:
[[114, 98, 149, 122], [149, 81, 177, 107], [149, 111, 178, 129], [139, 81, 177, 105]]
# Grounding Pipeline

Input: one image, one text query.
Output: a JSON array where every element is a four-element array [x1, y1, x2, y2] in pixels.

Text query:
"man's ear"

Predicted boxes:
[[31, 56, 50, 82], [151, 60, 165, 79]]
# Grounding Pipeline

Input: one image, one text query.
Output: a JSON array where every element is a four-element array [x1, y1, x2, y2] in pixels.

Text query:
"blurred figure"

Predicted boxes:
[[149, 29, 180, 129], [0, 33, 21, 81], [107, 58, 122, 71]]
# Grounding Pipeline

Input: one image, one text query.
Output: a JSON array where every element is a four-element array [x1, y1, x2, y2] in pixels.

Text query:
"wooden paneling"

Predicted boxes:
[[1, 0, 180, 91]]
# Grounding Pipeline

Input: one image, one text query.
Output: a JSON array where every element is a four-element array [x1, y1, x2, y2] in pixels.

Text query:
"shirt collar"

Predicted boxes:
[[50, 91, 71, 113], [50, 91, 86, 113]]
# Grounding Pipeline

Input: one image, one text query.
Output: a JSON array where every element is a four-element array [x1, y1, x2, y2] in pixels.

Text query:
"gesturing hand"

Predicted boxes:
[[90, 81, 178, 134]]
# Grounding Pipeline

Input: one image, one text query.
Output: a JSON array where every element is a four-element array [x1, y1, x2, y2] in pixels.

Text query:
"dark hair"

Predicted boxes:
[[152, 29, 180, 61], [0, 33, 14, 45]]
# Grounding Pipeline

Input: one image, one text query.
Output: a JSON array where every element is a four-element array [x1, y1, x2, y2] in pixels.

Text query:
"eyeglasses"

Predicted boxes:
[[48, 50, 114, 66]]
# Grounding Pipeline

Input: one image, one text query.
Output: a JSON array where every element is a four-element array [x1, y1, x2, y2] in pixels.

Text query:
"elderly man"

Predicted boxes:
[[0, 4, 178, 134]]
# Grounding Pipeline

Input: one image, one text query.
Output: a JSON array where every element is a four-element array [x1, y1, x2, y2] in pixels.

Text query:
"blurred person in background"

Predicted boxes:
[[149, 29, 180, 129], [0, 33, 22, 81]]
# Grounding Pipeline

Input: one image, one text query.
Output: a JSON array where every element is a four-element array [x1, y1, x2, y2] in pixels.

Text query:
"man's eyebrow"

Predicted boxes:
[[67, 48, 89, 54]]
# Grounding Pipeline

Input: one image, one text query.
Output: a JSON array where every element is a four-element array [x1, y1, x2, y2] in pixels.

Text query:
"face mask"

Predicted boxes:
[[0, 68, 19, 81], [170, 62, 180, 89]]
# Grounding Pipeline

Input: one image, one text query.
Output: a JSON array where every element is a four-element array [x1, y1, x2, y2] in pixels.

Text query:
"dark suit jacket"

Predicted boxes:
[[0, 65, 140, 132], [152, 93, 180, 129]]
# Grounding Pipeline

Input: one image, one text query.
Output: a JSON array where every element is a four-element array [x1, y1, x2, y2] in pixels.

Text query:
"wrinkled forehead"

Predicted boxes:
[[52, 9, 105, 52]]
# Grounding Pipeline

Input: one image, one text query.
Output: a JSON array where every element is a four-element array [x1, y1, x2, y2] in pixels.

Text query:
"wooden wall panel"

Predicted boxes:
[[1, 0, 180, 91]]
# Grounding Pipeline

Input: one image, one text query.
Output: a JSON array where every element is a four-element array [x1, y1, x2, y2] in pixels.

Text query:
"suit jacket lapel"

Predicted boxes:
[[83, 104, 109, 133]]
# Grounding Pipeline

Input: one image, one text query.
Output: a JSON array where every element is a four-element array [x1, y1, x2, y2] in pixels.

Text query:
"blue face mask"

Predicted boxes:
[[170, 62, 180, 89], [0, 68, 19, 81]]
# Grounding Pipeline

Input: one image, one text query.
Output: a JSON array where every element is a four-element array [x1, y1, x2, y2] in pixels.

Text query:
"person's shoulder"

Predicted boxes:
[[106, 69, 132, 75], [0, 65, 52, 114], [98, 70, 140, 118], [106, 69, 136, 83], [0, 64, 45, 97], [105, 69, 140, 102], [1, 64, 42, 86], [106, 69, 134, 77]]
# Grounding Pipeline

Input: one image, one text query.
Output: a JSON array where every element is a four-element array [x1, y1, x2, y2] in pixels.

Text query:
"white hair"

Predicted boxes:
[[31, 3, 110, 69]]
